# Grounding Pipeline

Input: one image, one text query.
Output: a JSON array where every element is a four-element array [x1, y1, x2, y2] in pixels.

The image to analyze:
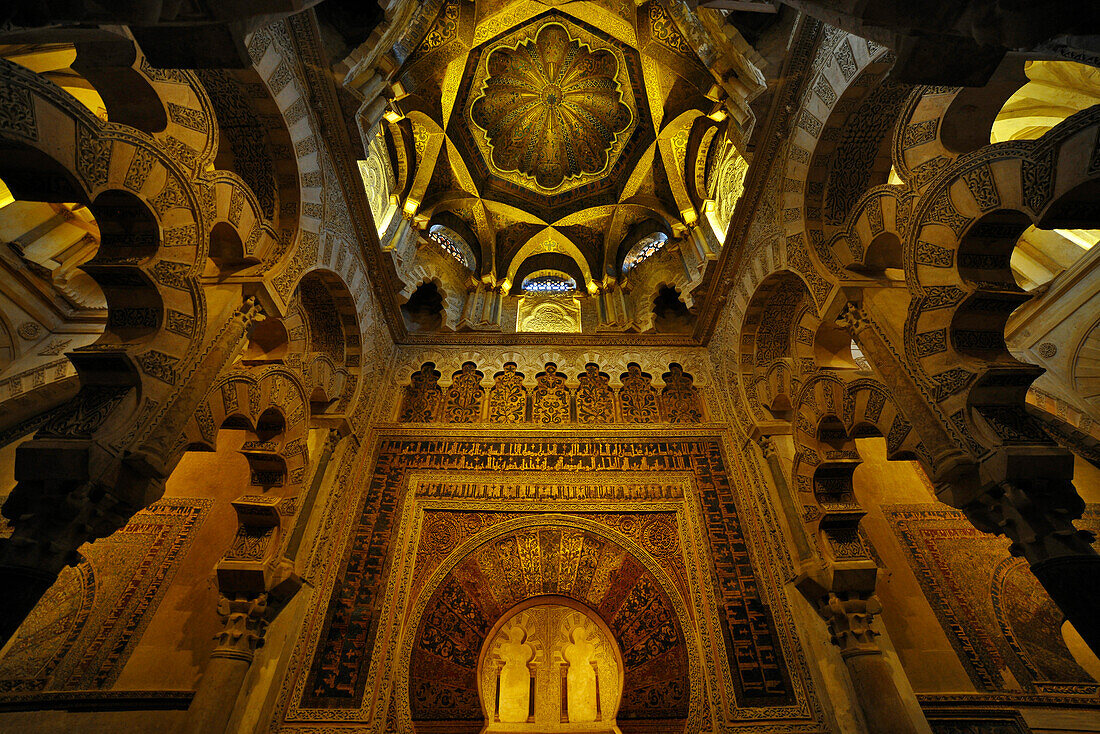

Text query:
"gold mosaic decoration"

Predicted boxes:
[[467, 17, 637, 194]]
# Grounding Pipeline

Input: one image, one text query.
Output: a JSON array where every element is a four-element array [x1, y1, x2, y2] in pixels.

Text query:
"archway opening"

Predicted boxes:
[[0, 40, 167, 133], [991, 60, 1100, 144], [401, 281, 445, 333], [652, 285, 694, 334], [478, 598, 623, 732], [854, 231, 904, 280], [242, 318, 289, 364], [205, 221, 259, 277]]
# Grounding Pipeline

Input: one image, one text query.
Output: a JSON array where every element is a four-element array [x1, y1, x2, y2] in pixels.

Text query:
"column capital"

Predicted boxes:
[[238, 295, 265, 328], [836, 301, 870, 334], [758, 435, 779, 460], [963, 477, 1095, 564], [212, 592, 270, 663], [816, 591, 883, 658]]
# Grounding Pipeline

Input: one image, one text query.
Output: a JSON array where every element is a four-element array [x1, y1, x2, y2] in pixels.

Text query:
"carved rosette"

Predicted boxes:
[[470, 23, 632, 190]]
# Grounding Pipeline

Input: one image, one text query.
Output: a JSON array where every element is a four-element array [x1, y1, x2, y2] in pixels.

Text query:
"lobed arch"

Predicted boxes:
[[829, 185, 911, 276], [475, 595, 627, 728], [789, 369, 924, 567], [0, 58, 233, 457], [0, 36, 168, 135], [180, 366, 311, 493], [0, 126, 206, 409], [781, 32, 899, 279], [195, 68, 300, 229], [939, 56, 1030, 155], [504, 229, 596, 295], [738, 271, 820, 420], [398, 271, 460, 333], [649, 283, 696, 335], [203, 172, 290, 270], [793, 372, 924, 464], [901, 103, 1100, 455], [0, 45, 317, 526], [889, 85, 963, 189], [204, 220, 260, 278], [284, 268, 364, 414], [390, 354, 713, 391]]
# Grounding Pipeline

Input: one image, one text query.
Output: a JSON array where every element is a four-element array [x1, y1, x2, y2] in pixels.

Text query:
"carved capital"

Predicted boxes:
[[816, 591, 883, 658], [836, 302, 870, 334], [211, 494, 302, 663], [323, 428, 342, 454], [212, 592, 269, 662], [237, 296, 265, 329], [963, 478, 1095, 565], [758, 435, 779, 461], [0, 472, 138, 577]]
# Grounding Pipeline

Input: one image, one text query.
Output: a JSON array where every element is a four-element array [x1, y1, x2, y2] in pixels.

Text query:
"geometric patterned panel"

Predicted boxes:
[[0, 498, 213, 692], [301, 438, 791, 710], [884, 504, 1100, 698]]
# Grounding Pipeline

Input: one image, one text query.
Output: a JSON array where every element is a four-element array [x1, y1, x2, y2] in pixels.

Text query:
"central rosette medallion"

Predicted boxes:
[[470, 23, 633, 191]]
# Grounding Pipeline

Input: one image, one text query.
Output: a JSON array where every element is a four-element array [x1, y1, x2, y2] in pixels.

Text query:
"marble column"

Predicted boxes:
[[797, 567, 928, 734], [839, 302, 1100, 656], [180, 593, 271, 734], [177, 495, 300, 734], [756, 433, 816, 568], [815, 590, 923, 734], [0, 298, 263, 648]]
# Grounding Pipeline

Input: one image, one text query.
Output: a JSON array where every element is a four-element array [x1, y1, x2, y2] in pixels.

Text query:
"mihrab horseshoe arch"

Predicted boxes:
[[395, 513, 705, 733]]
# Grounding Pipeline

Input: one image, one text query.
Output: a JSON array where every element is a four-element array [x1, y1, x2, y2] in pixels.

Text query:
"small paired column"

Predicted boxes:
[[596, 283, 634, 332], [178, 495, 300, 734], [459, 281, 504, 331]]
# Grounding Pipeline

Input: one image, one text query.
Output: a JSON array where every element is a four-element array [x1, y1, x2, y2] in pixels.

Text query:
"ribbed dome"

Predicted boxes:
[[470, 23, 632, 190]]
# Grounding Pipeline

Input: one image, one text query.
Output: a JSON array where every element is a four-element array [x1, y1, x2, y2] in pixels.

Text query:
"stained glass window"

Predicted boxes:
[[427, 224, 472, 269], [623, 232, 668, 273], [522, 271, 576, 294]]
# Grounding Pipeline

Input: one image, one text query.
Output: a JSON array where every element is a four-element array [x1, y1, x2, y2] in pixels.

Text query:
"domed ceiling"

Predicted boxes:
[[378, 0, 764, 296], [468, 21, 636, 193], [461, 13, 645, 206]]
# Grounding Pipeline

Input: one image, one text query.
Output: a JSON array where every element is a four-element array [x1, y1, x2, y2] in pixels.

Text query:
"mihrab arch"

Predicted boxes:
[[400, 514, 699, 734]]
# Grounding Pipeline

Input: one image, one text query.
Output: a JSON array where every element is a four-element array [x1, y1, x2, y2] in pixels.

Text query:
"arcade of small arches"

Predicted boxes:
[[0, 3, 1099, 734]]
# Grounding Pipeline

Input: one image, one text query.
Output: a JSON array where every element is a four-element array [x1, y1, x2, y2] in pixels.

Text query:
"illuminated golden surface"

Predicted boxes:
[[517, 294, 582, 333], [499, 626, 535, 723], [482, 602, 621, 731], [564, 627, 597, 723], [466, 16, 637, 195], [992, 60, 1100, 143]]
